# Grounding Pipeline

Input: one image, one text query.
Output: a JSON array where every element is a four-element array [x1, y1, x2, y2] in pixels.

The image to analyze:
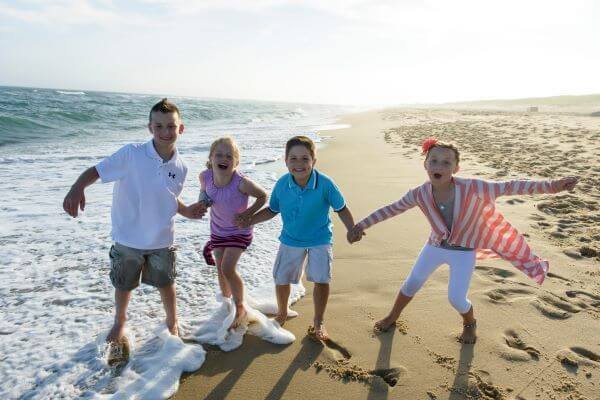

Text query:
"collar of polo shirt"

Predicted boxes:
[[145, 140, 179, 164], [287, 169, 318, 190]]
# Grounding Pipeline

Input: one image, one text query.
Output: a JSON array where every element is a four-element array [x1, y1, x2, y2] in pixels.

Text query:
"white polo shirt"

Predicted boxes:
[[96, 140, 188, 250]]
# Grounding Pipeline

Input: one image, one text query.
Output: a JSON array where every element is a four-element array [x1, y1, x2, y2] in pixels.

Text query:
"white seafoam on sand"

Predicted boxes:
[[0, 87, 353, 399]]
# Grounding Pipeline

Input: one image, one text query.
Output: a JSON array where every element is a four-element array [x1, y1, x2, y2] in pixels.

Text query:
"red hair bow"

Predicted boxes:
[[421, 137, 438, 155]]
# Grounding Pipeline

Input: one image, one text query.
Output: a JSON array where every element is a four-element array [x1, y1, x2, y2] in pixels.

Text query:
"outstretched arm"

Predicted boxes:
[[244, 207, 278, 227], [177, 198, 207, 219], [484, 176, 579, 199], [357, 189, 417, 230], [349, 190, 417, 243], [63, 167, 99, 218]]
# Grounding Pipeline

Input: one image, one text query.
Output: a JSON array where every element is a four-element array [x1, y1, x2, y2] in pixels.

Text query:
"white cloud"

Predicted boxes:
[[0, 1, 151, 26]]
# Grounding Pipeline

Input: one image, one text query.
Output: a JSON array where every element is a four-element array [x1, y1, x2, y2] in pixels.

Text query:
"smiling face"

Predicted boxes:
[[148, 111, 184, 148], [424, 146, 459, 186], [285, 144, 315, 185], [209, 142, 238, 175]]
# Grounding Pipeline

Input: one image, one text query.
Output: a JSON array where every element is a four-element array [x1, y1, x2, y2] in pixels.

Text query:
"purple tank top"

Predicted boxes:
[[203, 169, 252, 237]]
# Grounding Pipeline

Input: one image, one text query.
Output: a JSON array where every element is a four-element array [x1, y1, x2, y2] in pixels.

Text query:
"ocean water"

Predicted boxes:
[[0, 86, 351, 399]]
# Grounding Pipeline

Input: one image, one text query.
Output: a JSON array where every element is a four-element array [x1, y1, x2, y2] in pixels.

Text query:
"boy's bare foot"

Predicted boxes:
[[313, 320, 329, 341], [459, 320, 477, 344], [274, 313, 288, 326], [106, 322, 126, 343], [230, 305, 248, 329], [374, 316, 397, 332], [107, 336, 130, 366]]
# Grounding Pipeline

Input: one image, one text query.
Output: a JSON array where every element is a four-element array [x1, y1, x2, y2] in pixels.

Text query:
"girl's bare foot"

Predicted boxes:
[[274, 313, 288, 326], [166, 320, 179, 337], [313, 320, 329, 341], [374, 315, 397, 332], [459, 320, 477, 344], [230, 305, 248, 329]]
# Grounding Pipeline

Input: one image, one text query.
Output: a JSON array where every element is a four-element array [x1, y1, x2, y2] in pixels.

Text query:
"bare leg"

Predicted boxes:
[[313, 283, 330, 340], [107, 289, 132, 342], [220, 247, 247, 328], [459, 306, 477, 344], [375, 290, 413, 332], [275, 284, 291, 326], [214, 248, 232, 298], [158, 283, 178, 336]]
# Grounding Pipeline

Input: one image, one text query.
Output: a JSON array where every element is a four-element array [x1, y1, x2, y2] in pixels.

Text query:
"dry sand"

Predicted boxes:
[[174, 109, 600, 400]]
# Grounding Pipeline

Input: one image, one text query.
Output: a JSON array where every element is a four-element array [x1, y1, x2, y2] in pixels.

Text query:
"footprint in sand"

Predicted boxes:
[[557, 347, 600, 371], [546, 272, 572, 283], [499, 329, 541, 361], [485, 287, 535, 303], [531, 292, 582, 320], [307, 326, 352, 361], [506, 198, 526, 205], [564, 290, 600, 315], [310, 330, 407, 388]]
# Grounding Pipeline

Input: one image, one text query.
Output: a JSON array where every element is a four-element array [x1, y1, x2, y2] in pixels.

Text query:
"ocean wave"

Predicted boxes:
[[254, 156, 281, 165], [56, 90, 85, 95]]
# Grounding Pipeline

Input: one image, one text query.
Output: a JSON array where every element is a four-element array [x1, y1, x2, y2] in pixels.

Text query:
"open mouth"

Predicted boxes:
[[217, 163, 228, 170], [433, 173, 442, 179]]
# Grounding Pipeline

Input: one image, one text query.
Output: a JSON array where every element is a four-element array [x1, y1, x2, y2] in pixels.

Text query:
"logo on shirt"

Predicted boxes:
[[168, 172, 176, 179]]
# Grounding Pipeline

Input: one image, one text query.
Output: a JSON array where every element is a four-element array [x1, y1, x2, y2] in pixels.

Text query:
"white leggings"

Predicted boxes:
[[400, 243, 476, 314]]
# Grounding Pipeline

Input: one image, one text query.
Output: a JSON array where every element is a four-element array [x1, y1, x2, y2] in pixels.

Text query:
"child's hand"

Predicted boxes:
[[182, 202, 207, 219], [555, 176, 579, 192], [63, 186, 86, 218], [234, 210, 254, 228], [347, 225, 365, 244]]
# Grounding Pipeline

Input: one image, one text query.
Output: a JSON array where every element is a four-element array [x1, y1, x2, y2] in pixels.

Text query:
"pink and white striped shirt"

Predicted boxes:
[[358, 177, 560, 284]]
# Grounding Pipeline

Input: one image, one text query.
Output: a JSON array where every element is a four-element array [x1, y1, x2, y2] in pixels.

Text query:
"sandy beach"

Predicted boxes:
[[174, 108, 600, 400]]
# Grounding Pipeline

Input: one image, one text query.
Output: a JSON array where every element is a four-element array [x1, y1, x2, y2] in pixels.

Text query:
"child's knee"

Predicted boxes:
[[221, 264, 238, 278], [448, 294, 471, 314], [401, 277, 425, 297]]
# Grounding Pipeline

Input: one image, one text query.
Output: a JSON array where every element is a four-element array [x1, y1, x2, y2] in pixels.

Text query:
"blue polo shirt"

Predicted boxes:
[[269, 169, 346, 247]]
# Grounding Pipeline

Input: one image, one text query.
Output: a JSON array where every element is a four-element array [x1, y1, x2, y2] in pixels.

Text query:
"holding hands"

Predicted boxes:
[[347, 224, 365, 244], [179, 202, 208, 219], [234, 210, 254, 228], [554, 176, 579, 192]]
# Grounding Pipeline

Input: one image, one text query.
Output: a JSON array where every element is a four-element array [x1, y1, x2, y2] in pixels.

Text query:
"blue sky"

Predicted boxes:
[[1, 0, 599, 105]]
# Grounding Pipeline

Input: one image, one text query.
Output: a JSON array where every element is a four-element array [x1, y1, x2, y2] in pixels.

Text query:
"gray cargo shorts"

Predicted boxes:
[[109, 242, 177, 291]]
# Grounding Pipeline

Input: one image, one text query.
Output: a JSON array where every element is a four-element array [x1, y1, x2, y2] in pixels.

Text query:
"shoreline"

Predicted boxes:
[[174, 109, 599, 399]]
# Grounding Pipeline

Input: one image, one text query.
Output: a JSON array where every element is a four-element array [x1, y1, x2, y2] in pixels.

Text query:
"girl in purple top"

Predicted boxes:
[[200, 137, 267, 328]]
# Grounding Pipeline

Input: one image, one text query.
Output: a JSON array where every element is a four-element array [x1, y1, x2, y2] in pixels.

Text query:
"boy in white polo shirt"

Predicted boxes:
[[63, 98, 206, 356]]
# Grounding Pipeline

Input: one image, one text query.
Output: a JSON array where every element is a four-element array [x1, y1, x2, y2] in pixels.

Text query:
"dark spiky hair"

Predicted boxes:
[[149, 98, 180, 123]]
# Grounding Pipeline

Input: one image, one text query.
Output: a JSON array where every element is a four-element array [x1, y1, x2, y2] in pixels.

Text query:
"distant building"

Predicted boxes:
[[527, 106, 539, 112]]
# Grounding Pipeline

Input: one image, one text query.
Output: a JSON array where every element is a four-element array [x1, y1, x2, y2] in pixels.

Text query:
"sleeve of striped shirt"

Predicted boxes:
[[478, 179, 559, 201], [357, 189, 418, 230]]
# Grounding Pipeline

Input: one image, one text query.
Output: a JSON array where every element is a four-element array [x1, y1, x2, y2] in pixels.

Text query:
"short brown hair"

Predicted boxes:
[[149, 98, 180, 123], [425, 141, 460, 164], [285, 136, 316, 160], [206, 136, 240, 169]]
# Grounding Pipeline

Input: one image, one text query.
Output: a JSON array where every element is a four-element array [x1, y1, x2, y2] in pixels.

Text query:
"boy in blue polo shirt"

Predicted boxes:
[[242, 136, 361, 341]]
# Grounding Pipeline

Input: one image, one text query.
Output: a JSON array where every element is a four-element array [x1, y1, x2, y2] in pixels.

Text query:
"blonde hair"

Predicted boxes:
[[206, 136, 240, 169]]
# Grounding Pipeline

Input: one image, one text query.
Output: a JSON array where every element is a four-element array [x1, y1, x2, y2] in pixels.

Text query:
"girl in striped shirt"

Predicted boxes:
[[200, 137, 267, 329], [349, 138, 578, 343]]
